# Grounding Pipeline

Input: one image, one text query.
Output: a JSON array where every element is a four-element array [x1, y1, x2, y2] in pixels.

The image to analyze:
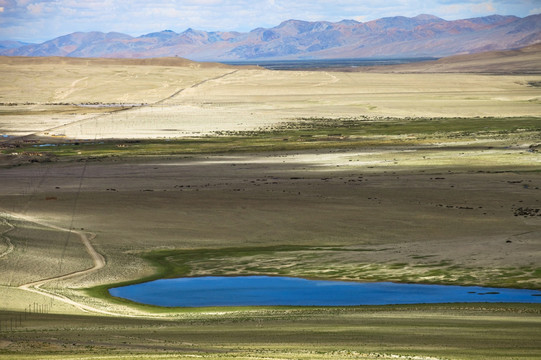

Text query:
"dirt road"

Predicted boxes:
[[0, 211, 123, 316]]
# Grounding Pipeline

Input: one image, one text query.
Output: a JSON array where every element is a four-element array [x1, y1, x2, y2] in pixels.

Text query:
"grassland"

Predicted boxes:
[[1, 304, 541, 359], [0, 55, 540, 359], [2, 116, 540, 163]]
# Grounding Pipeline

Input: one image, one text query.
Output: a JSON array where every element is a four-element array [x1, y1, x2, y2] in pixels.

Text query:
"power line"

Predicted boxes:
[[58, 151, 89, 275]]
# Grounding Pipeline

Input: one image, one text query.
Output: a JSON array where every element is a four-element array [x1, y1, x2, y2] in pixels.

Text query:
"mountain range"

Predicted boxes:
[[2, 14, 540, 61]]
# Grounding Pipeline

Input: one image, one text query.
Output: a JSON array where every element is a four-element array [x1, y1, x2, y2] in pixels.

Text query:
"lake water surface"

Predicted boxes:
[[222, 58, 437, 70], [109, 276, 541, 307]]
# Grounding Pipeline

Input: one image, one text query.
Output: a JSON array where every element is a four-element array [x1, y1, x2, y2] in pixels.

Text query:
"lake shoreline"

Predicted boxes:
[[108, 275, 541, 308]]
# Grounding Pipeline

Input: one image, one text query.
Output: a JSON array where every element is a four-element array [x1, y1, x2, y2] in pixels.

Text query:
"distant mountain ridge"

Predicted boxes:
[[0, 40, 31, 50], [2, 14, 540, 60]]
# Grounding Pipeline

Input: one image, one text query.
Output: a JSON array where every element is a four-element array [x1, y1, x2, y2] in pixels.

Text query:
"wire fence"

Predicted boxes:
[[0, 302, 52, 332]]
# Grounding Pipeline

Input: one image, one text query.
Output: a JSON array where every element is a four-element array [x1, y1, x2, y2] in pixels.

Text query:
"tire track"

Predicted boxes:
[[154, 69, 239, 105], [0, 218, 15, 258], [2, 69, 240, 145]]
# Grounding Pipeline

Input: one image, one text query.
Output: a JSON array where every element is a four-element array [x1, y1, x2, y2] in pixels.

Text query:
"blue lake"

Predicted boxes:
[[222, 58, 437, 70], [109, 276, 541, 307]]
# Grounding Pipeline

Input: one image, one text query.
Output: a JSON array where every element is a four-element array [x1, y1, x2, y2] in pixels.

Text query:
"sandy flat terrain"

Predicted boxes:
[[0, 57, 234, 139], [1, 57, 540, 140]]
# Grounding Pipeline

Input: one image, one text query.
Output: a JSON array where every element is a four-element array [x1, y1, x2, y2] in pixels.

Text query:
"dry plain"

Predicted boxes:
[[1, 56, 540, 140], [0, 54, 540, 359]]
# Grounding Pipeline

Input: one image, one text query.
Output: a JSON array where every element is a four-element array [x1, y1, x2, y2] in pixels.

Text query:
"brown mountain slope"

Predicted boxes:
[[360, 43, 541, 74], [2, 14, 540, 60]]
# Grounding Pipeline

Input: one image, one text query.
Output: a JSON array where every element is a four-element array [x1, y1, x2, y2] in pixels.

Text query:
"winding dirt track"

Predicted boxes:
[[1, 210, 127, 316], [0, 69, 240, 146]]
